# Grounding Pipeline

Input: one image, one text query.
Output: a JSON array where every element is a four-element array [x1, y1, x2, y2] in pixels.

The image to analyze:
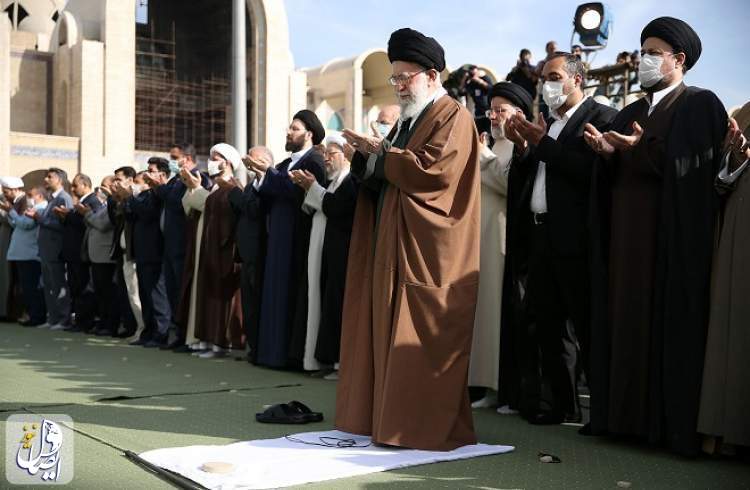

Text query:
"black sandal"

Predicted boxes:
[[255, 403, 309, 424], [287, 400, 324, 423]]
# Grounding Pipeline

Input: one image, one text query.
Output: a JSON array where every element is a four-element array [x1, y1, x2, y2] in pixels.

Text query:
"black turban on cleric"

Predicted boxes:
[[387, 28, 446, 72], [293, 109, 325, 145], [487, 82, 534, 121], [640, 16, 702, 70]]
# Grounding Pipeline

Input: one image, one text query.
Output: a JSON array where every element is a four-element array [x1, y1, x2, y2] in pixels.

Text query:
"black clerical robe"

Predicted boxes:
[[256, 149, 326, 368], [589, 84, 727, 456]]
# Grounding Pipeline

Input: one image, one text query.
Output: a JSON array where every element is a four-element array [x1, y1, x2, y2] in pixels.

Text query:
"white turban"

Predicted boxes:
[[0, 176, 24, 189], [210, 143, 243, 171], [325, 132, 347, 150]]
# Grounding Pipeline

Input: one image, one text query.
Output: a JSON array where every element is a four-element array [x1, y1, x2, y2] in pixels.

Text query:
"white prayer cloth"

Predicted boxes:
[[138, 430, 514, 489]]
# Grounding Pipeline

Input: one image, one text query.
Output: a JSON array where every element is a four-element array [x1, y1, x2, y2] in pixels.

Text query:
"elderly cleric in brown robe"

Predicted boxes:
[[336, 28, 481, 451]]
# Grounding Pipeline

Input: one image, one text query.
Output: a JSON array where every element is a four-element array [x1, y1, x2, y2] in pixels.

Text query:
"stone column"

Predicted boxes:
[[232, 0, 247, 155], [0, 18, 11, 175]]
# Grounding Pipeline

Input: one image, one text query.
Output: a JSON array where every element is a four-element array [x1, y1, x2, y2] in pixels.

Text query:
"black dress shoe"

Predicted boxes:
[[564, 412, 583, 424], [144, 339, 165, 348], [528, 411, 564, 425], [20, 320, 45, 327], [129, 338, 146, 346], [578, 423, 593, 435], [171, 344, 192, 353], [92, 327, 115, 336], [161, 339, 185, 350], [65, 325, 85, 333]]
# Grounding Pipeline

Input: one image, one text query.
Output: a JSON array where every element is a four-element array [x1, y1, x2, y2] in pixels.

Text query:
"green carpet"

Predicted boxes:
[[1, 323, 748, 489]]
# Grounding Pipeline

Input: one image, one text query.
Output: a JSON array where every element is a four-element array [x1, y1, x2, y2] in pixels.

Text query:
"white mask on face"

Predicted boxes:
[[26, 198, 35, 208], [542, 80, 569, 111], [207, 159, 223, 177], [131, 184, 143, 197], [638, 54, 666, 88]]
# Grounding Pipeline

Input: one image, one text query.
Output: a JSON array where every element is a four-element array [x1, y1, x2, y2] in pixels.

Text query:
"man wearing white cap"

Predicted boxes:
[[292, 133, 358, 374], [180, 143, 244, 358], [0, 177, 47, 326]]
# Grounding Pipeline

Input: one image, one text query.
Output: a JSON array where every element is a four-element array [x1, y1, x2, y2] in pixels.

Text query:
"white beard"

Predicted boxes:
[[491, 124, 506, 141], [398, 78, 432, 120]]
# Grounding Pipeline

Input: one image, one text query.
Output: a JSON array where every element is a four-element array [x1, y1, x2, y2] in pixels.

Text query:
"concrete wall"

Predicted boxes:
[[9, 49, 52, 134], [0, 17, 11, 176], [9, 131, 80, 179]]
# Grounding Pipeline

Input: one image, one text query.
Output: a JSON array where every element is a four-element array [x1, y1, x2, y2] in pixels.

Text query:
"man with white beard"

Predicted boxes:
[[336, 28, 481, 451], [290, 133, 358, 375], [469, 82, 533, 412]]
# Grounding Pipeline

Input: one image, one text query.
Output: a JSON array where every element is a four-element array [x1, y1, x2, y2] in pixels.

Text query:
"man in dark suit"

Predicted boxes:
[[55, 174, 102, 332], [145, 143, 210, 351], [108, 167, 141, 338], [118, 171, 171, 347], [222, 146, 269, 363], [80, 176, 118, 336], [31, 168, 74, 329], [505, 52, 617, 425], [245, 110, 326, 368]]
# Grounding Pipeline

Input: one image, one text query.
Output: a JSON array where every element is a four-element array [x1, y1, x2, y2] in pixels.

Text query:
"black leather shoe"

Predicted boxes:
[[171, 344, 192, 353], [564, 412, 583, 424], [129, 338, 146, 346], [21, 320, 45, 327], [65, 325, 85, 333], [161, 339, 184, 350], [144, 339, 165, 348], [528, 411, 564, 425], [93, 327, 115, 336], [578, 423, 593, 435]]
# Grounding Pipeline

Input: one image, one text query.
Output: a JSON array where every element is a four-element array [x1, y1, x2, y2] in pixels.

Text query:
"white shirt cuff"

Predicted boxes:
[[303, 181, 326, 214], [718, 156, 750, 184]]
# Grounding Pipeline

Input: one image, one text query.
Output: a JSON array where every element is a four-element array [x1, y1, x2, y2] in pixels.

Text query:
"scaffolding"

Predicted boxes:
[[135, 23, 229, 155]]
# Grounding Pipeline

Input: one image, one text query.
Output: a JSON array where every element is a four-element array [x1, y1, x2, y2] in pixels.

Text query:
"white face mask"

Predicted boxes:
[[542, 80, 569, 111], [207, 159, 223, 177], [638, 54, 665, 88], [131, 184, 143, 197], [26, 198, 35, 208]]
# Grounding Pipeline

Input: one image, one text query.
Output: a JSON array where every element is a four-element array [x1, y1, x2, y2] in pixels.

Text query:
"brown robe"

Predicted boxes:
[[335, 95, 481, 451], [185, 185, 243, 349], [698, 102, 750, 447]]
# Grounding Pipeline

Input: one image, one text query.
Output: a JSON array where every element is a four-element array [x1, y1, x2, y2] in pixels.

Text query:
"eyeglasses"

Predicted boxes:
[[388, 69, 427, 86], [485, 108, 507, 118]]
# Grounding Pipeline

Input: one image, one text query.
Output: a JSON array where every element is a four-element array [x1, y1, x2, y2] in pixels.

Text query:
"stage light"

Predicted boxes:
[[573, 2, 612, 48]]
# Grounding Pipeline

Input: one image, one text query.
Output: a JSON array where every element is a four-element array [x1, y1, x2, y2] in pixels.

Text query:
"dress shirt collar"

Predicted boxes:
[[551, 95, 589, 122], [648, 81, 681, 110]]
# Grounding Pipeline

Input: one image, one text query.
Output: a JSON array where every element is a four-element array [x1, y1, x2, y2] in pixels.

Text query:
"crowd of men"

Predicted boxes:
[[0, 16, 747, 458]]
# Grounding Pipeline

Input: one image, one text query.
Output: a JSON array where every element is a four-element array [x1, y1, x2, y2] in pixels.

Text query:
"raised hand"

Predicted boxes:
[[180, 167, 200, 190], [342, 128, 382, 155], [602, 121, 644, 151], [584, 123, 616, 156]]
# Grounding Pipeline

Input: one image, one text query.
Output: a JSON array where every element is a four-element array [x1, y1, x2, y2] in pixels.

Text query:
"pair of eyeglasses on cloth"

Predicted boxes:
[[388, 69, 428, 86]]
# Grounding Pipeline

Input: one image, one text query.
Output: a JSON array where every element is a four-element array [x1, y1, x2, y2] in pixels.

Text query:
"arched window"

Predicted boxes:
[[327, 112, 344, 131]]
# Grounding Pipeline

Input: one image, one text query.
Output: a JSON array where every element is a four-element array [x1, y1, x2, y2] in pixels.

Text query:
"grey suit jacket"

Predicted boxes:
[[37, 190, 73, 262], [84, 204, 114, 264]]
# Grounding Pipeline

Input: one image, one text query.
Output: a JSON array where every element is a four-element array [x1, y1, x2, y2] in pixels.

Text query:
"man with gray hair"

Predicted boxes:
[[504, 52, 616, 425]]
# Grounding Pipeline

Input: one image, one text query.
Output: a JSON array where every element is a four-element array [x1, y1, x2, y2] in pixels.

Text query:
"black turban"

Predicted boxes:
[[293, 109, 325, 145], [487, 82, 534, 121], [640, 16, 702, 70], [387, 28, 446, 72]]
